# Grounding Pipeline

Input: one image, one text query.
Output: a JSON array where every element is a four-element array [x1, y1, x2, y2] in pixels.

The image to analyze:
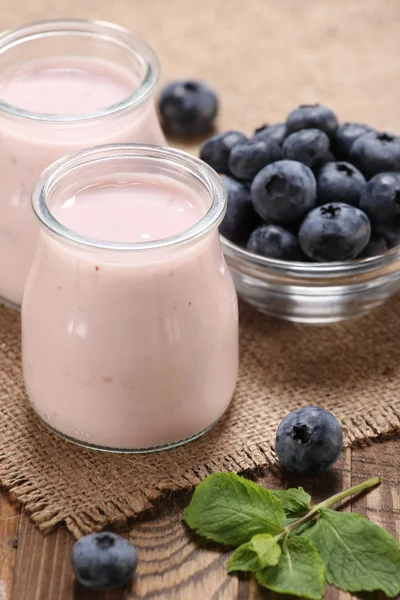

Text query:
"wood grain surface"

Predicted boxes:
[[1, 436, 398, 600]]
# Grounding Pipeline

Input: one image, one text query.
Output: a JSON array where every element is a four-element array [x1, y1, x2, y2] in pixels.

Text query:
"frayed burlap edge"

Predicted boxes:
[[1, 400, 400, 538]]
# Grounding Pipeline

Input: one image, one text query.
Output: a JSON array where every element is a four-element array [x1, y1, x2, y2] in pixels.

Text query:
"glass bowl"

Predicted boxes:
[[221, 237, 400, 324]]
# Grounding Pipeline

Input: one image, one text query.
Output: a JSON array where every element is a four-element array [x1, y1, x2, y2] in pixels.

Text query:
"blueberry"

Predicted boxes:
[[299, 203, 371, 261], [275, 406, 343, 475], [71, 532, 138, 591], [286, 104, 338, 139], [350, 131, 400, 179], [219, 175, 260, 243], [251, 160, 317, 225], [334, 123, 375, 159], [312, 150, 336, 174], [252, 123, 287, 147], [200, 131, 247, 174], [228, 139, 282, 181], [159, 80, 218, 136], [246, 224, 302, 260], [359, 172, 400, 226], [375, 219, 400, 249], [317, 161, 366, 207], [282, 128, 330, 168], [358, 233, 388, 258]]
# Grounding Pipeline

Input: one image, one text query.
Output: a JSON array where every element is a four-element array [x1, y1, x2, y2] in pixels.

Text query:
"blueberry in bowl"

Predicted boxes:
[[228, 138, 282, 181], [286, 104, 339, 139], [219, 175, 260, 244], [334, 122, 375, 160], [312, 150, 336, 173], [359, 172, 400, 226], [298, 203, 371, 262], [358, 233, 388, 258], [246, 224, 304, 260], [251, 160, 317, 224], [350, 131, 400, 179], [317, 161, 366, 207], [200, 131, 247, 175], [252, 123, 287, 147], [282, 129, 330, 168]]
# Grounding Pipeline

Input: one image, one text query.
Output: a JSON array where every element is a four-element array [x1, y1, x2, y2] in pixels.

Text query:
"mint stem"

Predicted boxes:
[[286, 476, 381, 534]]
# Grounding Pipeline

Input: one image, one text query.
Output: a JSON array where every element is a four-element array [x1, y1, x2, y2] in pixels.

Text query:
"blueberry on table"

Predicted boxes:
[[71, 532, 138, 591], [252, 123, 287, 146], [275, 406, 343, 476], [298, 202, 371, 261], [286, 104, 339, 139], [334, 122, 375, 159], [358, 233, 388, 258], [219, 175, 260, 243], [246, 224, 302, 260], [350, 131, 400, 179], [159, 80, 218, 136], [282, 128, 330, 168], [359, 172, 400, 226], [317, 161, 366, 207], [200, 131, 247, 174], [228, 138, 282, 181], [251, 160, 317, 225]]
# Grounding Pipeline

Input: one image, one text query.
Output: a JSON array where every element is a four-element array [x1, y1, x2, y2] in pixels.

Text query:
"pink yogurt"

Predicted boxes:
[[0, 20, 165, 306], [22, 145, 239, 451]]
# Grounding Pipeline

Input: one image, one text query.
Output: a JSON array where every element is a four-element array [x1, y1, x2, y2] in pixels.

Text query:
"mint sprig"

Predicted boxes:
[[184, 473, 400, 599]]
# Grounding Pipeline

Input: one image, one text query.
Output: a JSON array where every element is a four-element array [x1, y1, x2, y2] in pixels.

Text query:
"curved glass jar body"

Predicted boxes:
[[22, 144, 239, 452], [0, 19, 165, 307]]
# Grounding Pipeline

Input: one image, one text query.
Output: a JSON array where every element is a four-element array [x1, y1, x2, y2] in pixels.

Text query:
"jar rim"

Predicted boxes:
[[0, 19, 159, 123], [32, 144, 227, 250]]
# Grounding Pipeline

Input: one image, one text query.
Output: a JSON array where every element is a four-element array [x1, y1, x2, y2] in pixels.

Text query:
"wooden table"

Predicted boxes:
[[1, 435, 399, 600], [0, 1, 399, 596]]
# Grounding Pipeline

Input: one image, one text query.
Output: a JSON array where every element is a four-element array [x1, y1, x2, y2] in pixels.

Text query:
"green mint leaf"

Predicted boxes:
[[256, 536, 325, 600], [303, 509, 400, 597], [227, 545, 260, 573], [251, 533, 282, 567], [272, 487, 311, 520], [227, 534, 281, 573], [183, 473, 285, 546]]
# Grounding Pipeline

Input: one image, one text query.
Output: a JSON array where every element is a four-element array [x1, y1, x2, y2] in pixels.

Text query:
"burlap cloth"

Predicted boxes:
[[1, 0, 400, 538]]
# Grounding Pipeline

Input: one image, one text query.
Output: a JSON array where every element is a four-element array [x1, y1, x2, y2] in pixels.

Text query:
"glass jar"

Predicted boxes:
[[22, 144, 239, 452], [0, 19, 165, 307]]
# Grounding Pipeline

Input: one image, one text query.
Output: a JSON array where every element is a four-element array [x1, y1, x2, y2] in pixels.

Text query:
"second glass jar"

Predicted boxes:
[[0, 19, 165, 307]]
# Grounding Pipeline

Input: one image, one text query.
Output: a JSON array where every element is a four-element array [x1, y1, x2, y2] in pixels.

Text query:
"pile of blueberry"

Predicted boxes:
[[200, 105, 400, 262]]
